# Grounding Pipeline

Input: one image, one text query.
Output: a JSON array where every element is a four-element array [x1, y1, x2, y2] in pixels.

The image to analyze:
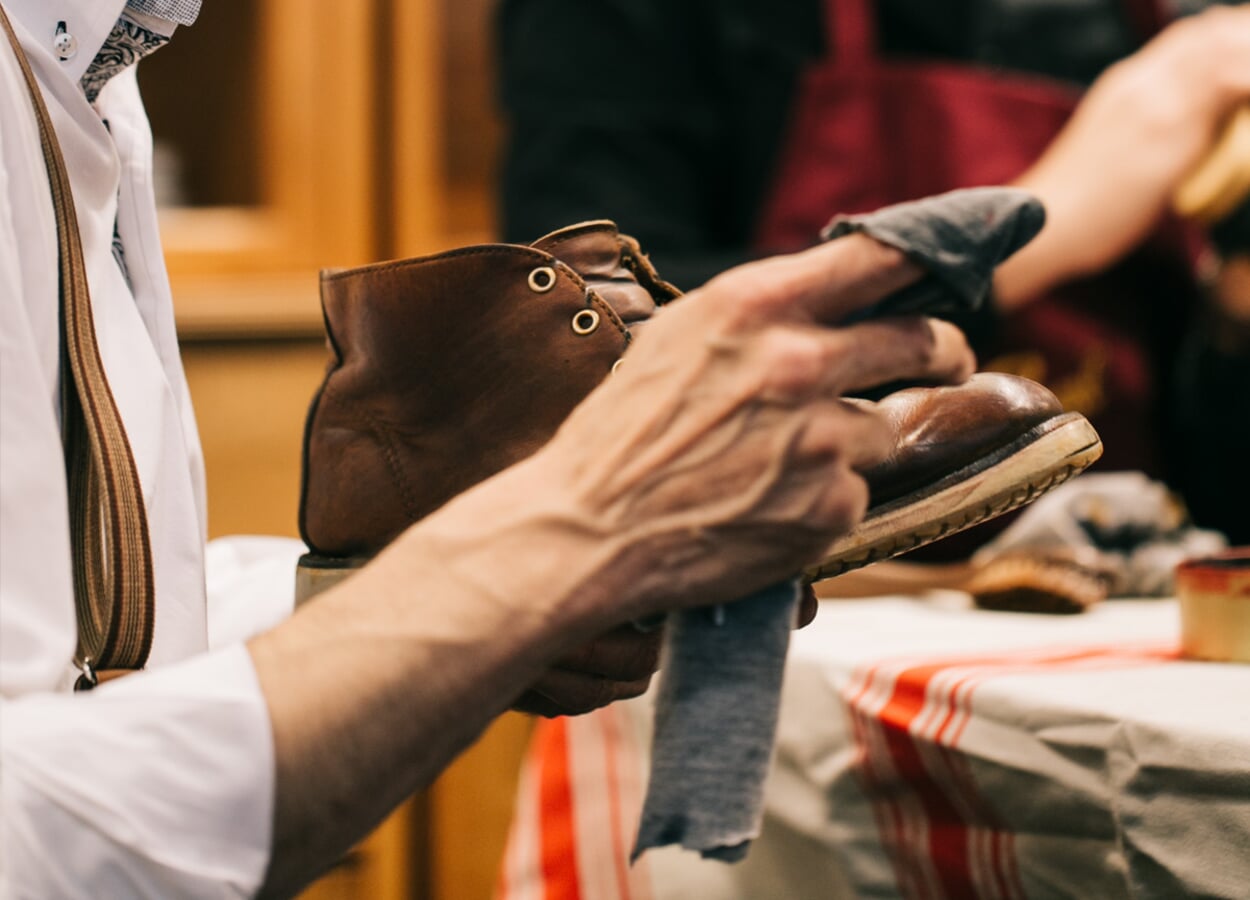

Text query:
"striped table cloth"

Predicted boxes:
[[497, 596, 1250, 900]]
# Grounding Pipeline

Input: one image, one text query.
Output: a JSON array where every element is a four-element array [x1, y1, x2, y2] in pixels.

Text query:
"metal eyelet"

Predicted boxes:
[[74, 658, 98, 691], [571, 309, 600, 335], [611, 358, 625, 374], [528, 266, 557, 293]]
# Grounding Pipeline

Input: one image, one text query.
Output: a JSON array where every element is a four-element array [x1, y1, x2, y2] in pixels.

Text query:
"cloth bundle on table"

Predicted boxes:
[[965, 472, 1228, 613]]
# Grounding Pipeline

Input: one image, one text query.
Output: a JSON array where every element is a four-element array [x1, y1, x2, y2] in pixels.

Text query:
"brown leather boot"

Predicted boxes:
[[296, 221, 680, 598], [296, 224, 1101, 600], [806, 374, 1102, 581]]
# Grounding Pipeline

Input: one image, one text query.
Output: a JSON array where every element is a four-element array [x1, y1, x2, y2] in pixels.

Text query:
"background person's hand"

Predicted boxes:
[[996, 4, 1250, 306]]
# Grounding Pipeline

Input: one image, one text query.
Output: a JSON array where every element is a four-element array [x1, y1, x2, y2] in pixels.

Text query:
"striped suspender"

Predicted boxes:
[[1, 6, 155, 688]]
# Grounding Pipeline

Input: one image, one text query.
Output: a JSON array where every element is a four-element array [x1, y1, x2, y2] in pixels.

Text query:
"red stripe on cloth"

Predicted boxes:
[[926, 670, 1014, 900], [537, 717, 583, 900], [942, 645, 1179, 748], [601, 706, 635, 900], [847, 664, 938, 899], [880, 662, 982, 898], [847, 643, 1177, 899], [497, 721, 543, 900]]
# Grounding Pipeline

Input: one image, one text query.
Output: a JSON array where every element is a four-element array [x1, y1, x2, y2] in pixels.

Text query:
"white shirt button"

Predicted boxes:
[[53, 25, 78, 60]]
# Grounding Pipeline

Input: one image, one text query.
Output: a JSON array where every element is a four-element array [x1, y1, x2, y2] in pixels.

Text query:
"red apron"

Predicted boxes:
[[753, 0, 1198, 556]]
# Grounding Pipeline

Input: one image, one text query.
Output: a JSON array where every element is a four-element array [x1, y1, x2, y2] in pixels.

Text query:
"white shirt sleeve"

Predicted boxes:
[[0, 17, 280, 897], [1, 646, 274, 900]]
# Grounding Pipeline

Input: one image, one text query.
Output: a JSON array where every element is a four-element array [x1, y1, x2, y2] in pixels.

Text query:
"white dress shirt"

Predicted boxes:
[[1, 3, 294, 896]]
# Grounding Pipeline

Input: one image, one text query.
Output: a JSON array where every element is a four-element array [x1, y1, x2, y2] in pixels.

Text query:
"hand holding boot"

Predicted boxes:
[[297, 194, 1075, 717], [254, 232, 974, 896], [518, 233, 976, 621]]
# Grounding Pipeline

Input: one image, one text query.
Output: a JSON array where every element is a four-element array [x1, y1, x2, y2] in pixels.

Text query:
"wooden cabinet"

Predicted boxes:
[[147, 2, 528, 898]]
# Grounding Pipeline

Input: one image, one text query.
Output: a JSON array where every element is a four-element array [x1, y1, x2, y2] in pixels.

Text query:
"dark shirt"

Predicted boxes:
[[497, 0, 1250, 542], [498, 0, 1141, 286]]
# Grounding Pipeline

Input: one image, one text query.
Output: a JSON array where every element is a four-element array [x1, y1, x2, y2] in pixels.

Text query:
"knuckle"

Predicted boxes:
[[756, 328, 830, 398], [1151, 14, 1239, 98], [1103, 51, 1190, 130], [704, 263, 785, 325], [803, 401, 861, 460], [817, 330, 857, 394], [815, 471, 870, 534], [1194, 4, 1240, 30], [893, 317, 940, 368], [619, 633, 662, 680], [856, 407, 896, 465], [929, 320, 974, 374], [1207, 19, 1250, 83]]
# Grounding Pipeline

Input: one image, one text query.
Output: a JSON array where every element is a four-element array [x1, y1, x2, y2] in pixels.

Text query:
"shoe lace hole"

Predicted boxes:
[[572, 309, 601, 335], [528, 266, 557, 293]]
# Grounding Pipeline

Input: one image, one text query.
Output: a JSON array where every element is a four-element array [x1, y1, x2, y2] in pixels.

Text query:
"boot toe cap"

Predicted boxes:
[[865, 373, 1064, 507]]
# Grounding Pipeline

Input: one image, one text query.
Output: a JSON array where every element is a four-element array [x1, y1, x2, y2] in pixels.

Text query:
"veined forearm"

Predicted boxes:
[[250, 456, 619, 898]]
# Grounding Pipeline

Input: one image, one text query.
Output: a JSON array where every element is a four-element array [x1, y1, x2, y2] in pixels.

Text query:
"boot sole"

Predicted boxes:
[[295, 412, 1102, 603], [804, 411, 1102, 583], [294, 553, 370, 606]]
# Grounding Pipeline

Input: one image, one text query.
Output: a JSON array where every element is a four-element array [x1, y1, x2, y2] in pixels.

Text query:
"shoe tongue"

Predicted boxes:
[[530, 221, 658, 325]]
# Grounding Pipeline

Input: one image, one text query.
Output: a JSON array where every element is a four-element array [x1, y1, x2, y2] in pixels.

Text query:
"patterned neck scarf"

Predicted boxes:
[[125, 0, 202, 26], [80, 1, 203, 103]]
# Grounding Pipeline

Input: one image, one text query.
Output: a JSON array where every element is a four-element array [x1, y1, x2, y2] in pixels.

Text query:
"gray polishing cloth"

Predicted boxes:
[[631, 187, 1045, 864], [825, 187, 1046, 322], [633, 580, 800, 862]]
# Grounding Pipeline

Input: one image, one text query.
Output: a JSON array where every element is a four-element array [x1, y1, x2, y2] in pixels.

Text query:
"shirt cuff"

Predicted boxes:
[[1, 644, 274, 899], [205, 535, 304, 648]]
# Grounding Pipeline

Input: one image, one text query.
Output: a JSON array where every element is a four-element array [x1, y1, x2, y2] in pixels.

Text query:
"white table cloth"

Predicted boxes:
[[498, 595, 1250, 900]]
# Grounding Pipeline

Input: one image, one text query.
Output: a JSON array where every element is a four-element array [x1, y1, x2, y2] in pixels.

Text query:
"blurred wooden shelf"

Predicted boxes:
[[171, 268, 324, 340], [149, 0, 517, 897]]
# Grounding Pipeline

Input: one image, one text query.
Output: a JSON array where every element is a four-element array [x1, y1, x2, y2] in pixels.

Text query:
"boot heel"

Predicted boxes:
[[295, 554, 370, 606]]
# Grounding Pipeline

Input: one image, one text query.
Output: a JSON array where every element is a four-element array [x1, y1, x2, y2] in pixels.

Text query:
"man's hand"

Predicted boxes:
[[512, 624, 662, 716], [527, 234, 975, 625], [511, 236, 942, 717], [996, 4, 1250, 306]]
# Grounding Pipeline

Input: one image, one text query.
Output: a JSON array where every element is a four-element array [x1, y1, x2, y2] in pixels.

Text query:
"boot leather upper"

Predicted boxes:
[[300, 223, 1066, 561], [530, 220, 681, 326], [300, 221, 679, 558]]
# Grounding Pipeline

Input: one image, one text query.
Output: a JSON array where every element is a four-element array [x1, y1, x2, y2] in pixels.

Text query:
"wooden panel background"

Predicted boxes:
[[182, 330, 532, 900], [166, 1, 529, 897]]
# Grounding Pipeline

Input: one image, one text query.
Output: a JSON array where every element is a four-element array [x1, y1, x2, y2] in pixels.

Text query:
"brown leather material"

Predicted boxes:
[[74, 668, 133, 692], [863, 373, 1064, 508], [300, 225, 1066, 565], [531, 220, 682, 325], [300, 223, 679, 558]]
